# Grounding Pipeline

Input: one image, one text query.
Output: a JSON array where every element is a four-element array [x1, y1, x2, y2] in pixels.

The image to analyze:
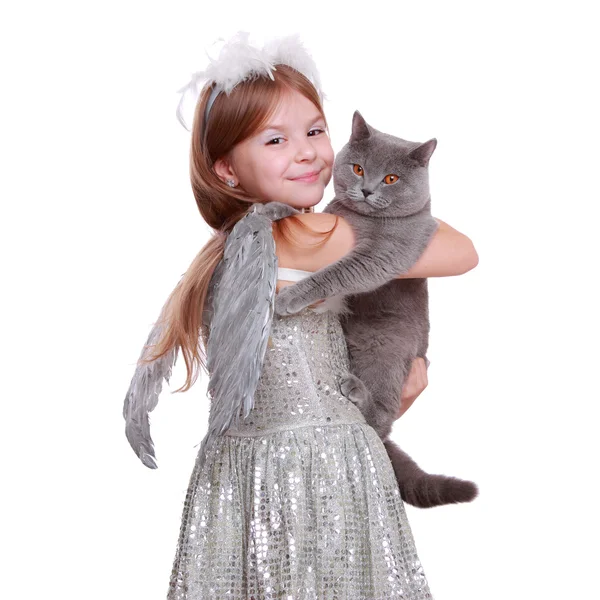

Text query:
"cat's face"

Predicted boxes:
[[332, 111, 437, 217]]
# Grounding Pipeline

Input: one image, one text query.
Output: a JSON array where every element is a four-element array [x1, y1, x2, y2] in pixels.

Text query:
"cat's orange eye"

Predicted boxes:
[[384, 174, 399, 184], [353, 164, 364, 177]]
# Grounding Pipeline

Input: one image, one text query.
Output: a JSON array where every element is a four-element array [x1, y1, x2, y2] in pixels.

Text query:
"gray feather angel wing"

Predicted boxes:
[[122, 301, 178, 469], [195, 201, 299, 470], [122, 200, 297, 470]]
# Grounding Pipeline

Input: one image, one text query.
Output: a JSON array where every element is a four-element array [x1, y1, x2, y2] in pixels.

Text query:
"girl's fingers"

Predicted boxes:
[[417, 358, 427, 387], [397, 357, 429, 419]]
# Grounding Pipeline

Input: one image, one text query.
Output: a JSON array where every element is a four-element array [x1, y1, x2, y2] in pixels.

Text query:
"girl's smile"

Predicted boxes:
[[290, 169, 321, 183]]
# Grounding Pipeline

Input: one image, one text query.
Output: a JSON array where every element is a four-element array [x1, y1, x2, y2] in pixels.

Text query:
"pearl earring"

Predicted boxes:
[[226, 179, 236, 187]]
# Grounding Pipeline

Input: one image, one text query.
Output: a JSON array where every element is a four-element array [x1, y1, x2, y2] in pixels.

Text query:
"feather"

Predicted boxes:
[[175, 31, 325, 131], [176, 31, 276, 130], [194, 201, 299, 471], [122, 201, 297, 470], [122, 303, 178, 469], [263, 32, 326, 103], [204, 31, 277, 95]]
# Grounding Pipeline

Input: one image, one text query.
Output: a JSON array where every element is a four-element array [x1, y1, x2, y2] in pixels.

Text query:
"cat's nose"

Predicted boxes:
[[362, 189, 372, 198]]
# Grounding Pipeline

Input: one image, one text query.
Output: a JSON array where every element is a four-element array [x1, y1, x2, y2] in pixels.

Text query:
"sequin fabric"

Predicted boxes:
[[167, 305, 433, 599]]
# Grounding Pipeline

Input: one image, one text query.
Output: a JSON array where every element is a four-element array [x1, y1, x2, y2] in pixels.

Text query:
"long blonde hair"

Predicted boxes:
[[139, 64, 339, 392]]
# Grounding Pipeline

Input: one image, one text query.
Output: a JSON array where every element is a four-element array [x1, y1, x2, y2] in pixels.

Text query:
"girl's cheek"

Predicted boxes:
[[320, 141, 335, 163], [273, 158, 291, 175]]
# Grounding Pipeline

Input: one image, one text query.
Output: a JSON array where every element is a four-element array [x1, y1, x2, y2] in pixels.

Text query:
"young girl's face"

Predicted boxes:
[[217, 89, 334, 210]]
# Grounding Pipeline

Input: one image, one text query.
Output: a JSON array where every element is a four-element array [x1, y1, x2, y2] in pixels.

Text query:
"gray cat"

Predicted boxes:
[[275, 110, 478, 508]]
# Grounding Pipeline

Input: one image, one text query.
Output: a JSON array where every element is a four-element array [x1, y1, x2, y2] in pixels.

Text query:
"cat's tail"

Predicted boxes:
[[383, 438, 479, 509]]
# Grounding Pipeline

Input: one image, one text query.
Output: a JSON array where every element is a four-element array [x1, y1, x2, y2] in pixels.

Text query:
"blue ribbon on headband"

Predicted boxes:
[[204, 85, 222, 126]]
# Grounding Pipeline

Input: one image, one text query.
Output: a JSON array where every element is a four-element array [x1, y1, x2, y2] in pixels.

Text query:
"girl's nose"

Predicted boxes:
[[295, 139, 317, 161]]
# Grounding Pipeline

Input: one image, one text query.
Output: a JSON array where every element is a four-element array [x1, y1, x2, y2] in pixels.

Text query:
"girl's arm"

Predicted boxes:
[[396, 218, 479, 278], [277, 213, 478, 277]]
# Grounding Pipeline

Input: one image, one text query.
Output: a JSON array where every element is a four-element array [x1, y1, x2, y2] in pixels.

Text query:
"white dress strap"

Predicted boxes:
[[277, 267, 314, 281]]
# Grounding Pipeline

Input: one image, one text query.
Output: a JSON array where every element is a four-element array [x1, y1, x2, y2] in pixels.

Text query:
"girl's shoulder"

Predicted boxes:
[[274, 212, 356, 272]]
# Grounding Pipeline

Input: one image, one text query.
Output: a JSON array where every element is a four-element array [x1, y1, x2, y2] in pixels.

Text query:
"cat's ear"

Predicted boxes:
[[350, 110, 372, 142], [408, 138, 437, 167]]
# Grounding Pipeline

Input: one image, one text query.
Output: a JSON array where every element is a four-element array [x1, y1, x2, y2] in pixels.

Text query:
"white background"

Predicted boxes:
[[2, 1, 598, 598]]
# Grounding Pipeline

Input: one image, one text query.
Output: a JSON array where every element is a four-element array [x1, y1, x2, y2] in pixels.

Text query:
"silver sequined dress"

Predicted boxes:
[[167, 267, 433, 599]]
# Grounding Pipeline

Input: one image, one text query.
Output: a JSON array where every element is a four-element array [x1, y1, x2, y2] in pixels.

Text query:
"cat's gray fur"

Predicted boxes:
[[275, 111, 478, 508]]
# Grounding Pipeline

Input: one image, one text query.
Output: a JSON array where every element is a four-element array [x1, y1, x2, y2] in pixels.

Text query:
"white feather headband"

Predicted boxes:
[[175, 31, 326, 131]]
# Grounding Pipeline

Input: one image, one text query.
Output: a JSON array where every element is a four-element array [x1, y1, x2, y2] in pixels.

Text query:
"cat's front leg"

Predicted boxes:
[[274, 282, 322, 316], [274, 240, 397, 316], [340, 373, 372, 411]]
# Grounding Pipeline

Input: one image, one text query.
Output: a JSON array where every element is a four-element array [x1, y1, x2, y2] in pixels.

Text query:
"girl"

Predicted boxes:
[[126, 33, 477, 600]]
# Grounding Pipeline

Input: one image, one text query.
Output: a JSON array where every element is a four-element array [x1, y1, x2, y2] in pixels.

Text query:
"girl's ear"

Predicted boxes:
[[213, 157, 237, 185]]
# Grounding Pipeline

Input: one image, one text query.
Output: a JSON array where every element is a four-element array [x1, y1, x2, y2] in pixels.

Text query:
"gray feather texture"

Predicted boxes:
[[122, 200, 298, 470], [123, 306, 178, 469], [195, 201, 299, 471]]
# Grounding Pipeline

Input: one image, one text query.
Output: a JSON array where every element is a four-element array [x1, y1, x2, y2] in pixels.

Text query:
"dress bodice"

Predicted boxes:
[[222, 273, 367, 437]]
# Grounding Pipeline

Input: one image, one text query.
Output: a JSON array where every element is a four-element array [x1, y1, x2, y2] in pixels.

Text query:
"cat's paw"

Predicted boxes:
[[256, 201, 300, 221], [340, 374, 370, 410], [274, 286, 308, 316]]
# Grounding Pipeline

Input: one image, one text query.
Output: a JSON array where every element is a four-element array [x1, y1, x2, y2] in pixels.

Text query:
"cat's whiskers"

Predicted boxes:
[[348, 188, 363, 202]]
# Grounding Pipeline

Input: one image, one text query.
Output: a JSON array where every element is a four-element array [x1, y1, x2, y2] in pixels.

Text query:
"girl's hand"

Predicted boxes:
[[396, 357, 429, 419]]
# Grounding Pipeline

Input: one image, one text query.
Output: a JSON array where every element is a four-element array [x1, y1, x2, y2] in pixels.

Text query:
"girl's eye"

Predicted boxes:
[[384, 174, 399, 184], [267, 128, 324, 145], [353, 164, 364, 177]]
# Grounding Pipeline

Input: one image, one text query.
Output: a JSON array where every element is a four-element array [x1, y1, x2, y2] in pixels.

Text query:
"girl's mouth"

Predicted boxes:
[[291, 170, 320, 183]]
